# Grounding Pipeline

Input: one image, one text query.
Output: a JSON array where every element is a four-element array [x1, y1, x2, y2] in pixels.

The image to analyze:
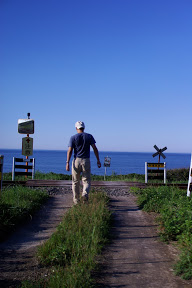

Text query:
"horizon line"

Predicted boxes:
[[0, 148, 191, 154]]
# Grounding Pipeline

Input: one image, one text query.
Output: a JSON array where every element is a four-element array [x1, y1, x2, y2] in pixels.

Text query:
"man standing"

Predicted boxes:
[[66, 121, 101, 204]]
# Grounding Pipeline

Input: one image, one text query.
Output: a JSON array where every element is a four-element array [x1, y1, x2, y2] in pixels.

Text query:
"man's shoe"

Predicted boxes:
[[81, 195, 88, 203]]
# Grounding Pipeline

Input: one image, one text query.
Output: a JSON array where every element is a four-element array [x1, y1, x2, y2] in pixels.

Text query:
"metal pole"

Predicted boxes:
[[25, 113, 30, 177], [145, 162, 148, 183], [104, 167, 106, 181], [12, 157, 15, 181], [25, 134, 29, 178], [187, 154, 192, 197], [32, 158, 35, 180], [164, 162, 166, 184]]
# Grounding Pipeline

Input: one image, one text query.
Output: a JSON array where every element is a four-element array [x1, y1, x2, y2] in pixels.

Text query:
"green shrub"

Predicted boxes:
[[174, 247, 192, 280], [3, 168, 190, 183], [167, 168, 189, 183]]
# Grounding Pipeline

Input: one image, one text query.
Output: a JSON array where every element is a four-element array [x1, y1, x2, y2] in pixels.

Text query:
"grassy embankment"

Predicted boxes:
[[131, 185, 192, 280], [0, 186, 48, 239], [22, 191, 112, 288], [3, 167, 190, 183]]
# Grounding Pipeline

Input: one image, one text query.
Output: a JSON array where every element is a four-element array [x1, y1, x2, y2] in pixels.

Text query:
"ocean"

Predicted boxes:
[[0, 149, 191, 176]]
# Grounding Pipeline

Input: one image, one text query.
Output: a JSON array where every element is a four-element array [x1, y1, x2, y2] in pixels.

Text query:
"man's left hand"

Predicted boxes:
[[97, 161, 101, 168]]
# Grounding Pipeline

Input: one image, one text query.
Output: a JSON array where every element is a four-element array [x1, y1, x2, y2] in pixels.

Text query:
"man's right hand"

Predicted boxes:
[[66, 162, 70, 171]]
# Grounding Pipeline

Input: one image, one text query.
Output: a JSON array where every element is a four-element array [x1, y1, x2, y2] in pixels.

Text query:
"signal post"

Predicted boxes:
[[13, 113, 35, 180]]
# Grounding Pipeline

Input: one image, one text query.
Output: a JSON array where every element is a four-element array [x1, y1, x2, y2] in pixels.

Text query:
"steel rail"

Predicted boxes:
[[2, 180, 188, 189]]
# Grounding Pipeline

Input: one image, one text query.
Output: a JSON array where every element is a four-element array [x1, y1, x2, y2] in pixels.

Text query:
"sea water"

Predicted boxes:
[[0, 149, 191, 176]]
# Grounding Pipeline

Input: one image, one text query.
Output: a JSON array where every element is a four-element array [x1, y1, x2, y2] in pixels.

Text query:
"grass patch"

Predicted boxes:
[[131, 185, 192, 279], [0, 186, 48, 235], [4, 171, 145, 182], [3, 171, 72, 181], [91, 172, 145, 182], [22, 190, 112, 288]]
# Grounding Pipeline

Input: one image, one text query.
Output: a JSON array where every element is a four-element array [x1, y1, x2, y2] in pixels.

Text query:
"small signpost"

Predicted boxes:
[[0, 155, 4, 193], [145, 145, 167, 183], [104, 156, 111, 180], [187, 154, 192, 197], [14, 113, 35, 180]]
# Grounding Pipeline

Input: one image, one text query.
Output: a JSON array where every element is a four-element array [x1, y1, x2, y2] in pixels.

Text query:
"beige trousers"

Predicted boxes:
[[72, 158, 91, 204]]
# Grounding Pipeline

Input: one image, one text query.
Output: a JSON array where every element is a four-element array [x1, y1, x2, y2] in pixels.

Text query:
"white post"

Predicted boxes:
[[164, 162, 166, 184], [12, 157, 15, 181], [187, 154, 192, 197], [32, 158, 35, 180], [104, 167, 107, 181], [145, 162, 148, 183]]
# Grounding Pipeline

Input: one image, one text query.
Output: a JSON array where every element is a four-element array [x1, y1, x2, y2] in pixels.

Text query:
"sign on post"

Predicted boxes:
[[0, 155, 4, 193], [104, 157, 111, 167], [104, 157, 111, 180], [22, 137, 33, 156]]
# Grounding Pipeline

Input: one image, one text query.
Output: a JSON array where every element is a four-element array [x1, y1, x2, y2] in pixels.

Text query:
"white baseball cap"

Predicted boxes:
[[75, 121, 85, 129]]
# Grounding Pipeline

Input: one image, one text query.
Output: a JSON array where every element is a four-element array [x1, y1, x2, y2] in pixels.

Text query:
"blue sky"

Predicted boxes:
[[1, 0, 192, 153]]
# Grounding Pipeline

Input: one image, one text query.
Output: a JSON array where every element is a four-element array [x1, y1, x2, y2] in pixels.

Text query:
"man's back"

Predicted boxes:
[[69, 132, 96, 158]]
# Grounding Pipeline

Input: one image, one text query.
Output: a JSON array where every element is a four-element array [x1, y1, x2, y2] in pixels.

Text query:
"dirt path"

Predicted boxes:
[[0, 193, 73, 287], [0, 187, 192, 287], [95, 194, 192, 288]]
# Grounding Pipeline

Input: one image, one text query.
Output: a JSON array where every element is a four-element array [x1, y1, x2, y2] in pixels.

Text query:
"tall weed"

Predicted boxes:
[[30, 191, 112, 287], [0, 186, 48, 232]]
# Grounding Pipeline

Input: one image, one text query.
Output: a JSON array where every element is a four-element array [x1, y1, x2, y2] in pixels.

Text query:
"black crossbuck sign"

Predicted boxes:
[[153, 145, 167, 162]]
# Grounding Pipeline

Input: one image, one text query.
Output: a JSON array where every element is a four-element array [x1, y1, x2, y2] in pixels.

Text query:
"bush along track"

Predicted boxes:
[[0, 186, 49, 239], [3, 167, 189, 183], [131, 185, 192, 280], [22, 190, 112, 288]]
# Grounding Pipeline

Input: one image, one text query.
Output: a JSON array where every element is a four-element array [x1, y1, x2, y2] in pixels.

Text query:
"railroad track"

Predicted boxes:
[[2, 180, 188, 190]]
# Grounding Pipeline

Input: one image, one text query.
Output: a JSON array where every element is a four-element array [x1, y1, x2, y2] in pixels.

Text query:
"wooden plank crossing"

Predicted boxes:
[[2, 180, 188, 189], [26, 180, 146, 188], [3, 180, 145, 188]]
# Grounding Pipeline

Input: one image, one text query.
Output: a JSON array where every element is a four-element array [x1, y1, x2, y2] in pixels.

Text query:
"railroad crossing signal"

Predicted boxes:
[[152, 145, 167, 162]]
